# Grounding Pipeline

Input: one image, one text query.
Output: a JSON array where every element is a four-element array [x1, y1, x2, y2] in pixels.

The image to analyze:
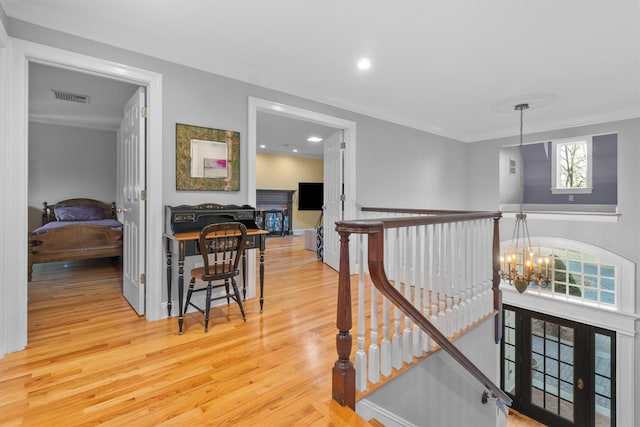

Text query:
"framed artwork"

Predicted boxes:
[[176, 123, 240, 191]]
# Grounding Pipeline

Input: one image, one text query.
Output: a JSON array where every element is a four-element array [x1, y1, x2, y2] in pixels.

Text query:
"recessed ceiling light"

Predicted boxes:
[[357, 57, 371, 70], [259, 144, 266, 148], [307, 136, 323, 142], [292, 149, 298, 153]]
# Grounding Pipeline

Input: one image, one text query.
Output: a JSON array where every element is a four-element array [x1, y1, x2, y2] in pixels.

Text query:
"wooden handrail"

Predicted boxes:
[[361, 206, 473, 215], [332, 211, 511, 411]]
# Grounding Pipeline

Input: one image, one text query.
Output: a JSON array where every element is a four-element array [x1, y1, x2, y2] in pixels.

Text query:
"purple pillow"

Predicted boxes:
[[55, 205, 105, 221]]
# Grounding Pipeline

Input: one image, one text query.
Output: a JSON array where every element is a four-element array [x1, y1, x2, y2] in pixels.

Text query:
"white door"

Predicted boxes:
[[322, 130, 344, 271], [119, 87, 146, 315]]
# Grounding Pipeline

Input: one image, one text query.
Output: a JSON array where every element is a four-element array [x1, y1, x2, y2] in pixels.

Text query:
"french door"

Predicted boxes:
[[502, 305, 615, 427]]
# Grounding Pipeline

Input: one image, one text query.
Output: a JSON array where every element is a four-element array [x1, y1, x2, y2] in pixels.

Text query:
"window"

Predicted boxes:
[[510, 245, 617, 308], [551, 137, 593, 194]]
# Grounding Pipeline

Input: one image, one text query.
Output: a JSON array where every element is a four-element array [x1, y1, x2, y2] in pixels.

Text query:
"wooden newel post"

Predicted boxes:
[[492, 215, 503, 344], [332, 228, 356, 409]]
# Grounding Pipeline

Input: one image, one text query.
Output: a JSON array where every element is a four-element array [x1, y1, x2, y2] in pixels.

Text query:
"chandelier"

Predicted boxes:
[[500, 103, 551, 293]]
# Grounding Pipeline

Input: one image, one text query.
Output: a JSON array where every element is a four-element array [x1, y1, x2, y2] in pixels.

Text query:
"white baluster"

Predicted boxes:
[[430, 303, 440, 351], [438, 296, 448, 338], [458, 290, 467, 331], [381, 229, 391, 377], [368, 239, 380, 385], [355, 235, 367, 391], [381, 296, 392, 377], [422, 226, 432, 354], [402, 228, 413, 363], [467, 286, 475, 326], [412, 225, 423, 358], [391, 228, 403, 369], [485, 281, 494, 317], [449, 294, 458, 336]]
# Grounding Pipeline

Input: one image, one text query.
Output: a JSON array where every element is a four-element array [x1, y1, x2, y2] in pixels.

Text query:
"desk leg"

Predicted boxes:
[[259, 236, 265, 312], [165, 237, 172, 318], [178, 241, 185, 334], [242, 250, 247, 300]]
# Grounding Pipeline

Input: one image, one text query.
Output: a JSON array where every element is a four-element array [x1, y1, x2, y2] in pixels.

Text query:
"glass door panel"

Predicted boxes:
[[593, 333, 613, 427], [530, 317, 574, 422], [502, 309, 517, 395]]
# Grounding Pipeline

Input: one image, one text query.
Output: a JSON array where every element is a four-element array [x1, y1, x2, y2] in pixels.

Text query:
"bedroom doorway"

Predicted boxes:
[[28, 63, 145, 314], [4, 39, 164, 356]]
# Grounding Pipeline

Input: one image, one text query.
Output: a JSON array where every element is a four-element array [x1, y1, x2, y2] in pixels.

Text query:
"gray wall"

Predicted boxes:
[[363, 319, 499, 426], [522, 133, 617, 205], [468, 117, 640, 425], [468, 118, 638, 262], [27, 122, 117, 230], [8, 18, 471, 214]]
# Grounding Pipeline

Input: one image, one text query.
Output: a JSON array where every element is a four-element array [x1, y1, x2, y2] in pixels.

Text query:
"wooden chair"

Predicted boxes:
[[184, 222, 247, 332]]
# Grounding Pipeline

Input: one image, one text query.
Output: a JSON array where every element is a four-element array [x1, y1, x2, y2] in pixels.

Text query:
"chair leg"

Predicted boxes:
[[224, 279, 231, 305], [231, 277, 246, 321], [185, 278, 196, 316], [204, 282, 213, 332]]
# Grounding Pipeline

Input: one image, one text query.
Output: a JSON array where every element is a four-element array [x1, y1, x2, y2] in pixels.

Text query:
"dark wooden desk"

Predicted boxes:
[[164, 229, 268, 333]]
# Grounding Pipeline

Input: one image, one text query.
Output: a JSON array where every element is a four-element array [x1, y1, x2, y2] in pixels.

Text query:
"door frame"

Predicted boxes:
[[2, 38, 164, 355], [502, 304, 616, 427], [247, 97, 357, 268]]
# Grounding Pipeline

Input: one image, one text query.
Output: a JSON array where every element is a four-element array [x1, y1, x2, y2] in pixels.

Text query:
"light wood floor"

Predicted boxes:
[[1, 235, 542, 426]]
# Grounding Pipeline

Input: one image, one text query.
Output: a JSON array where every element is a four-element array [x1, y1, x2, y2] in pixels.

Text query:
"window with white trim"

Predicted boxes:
[[551, 136, 593, 194], [501, 236, 633, 312], [537, 246, 616, 306]]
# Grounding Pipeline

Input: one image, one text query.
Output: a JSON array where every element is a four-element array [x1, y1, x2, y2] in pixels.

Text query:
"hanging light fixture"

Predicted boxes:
[[500, 103, 551, 293]]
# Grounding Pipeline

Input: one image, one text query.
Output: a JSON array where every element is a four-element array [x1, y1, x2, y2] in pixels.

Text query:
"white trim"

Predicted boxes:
[[550, 136, 593, 194], [3, 39, 164, 355], [500, 209, 619, 222], [501, 236, 635, 315], [0, 21, 16, 357], [247, 97, 358, 266], [356, 399, 416, 427], [501, 236, 637, 427]]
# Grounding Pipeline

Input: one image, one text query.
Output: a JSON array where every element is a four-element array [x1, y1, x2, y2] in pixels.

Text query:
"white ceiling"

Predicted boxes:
[[7, 0, 639, 143], [29, 62, 139, 131]]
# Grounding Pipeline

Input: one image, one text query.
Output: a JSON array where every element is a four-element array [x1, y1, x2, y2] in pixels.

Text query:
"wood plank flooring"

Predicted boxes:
[[0, 235, 542, 426]]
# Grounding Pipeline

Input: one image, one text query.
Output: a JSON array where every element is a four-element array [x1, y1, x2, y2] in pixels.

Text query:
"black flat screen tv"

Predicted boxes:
[[298, 182, 323, 211]]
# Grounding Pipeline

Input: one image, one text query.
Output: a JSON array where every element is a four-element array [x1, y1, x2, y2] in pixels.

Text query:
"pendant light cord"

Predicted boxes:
[[515, 103, 529, 215]]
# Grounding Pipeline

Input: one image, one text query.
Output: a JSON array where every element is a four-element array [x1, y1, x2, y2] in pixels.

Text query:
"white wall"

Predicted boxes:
[[360, 319, 499, 426], [27, 122, 117, 230], [7, 19, 473, 214]]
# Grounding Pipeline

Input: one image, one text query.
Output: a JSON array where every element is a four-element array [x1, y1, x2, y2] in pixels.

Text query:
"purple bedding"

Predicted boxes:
[[33, 219, 123, 235]]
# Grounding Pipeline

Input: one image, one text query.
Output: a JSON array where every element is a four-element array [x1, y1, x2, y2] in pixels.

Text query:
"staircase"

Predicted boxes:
[[330, 208, 511, 426]]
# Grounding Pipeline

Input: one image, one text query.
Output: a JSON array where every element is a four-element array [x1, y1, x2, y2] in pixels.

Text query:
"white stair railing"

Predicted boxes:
[[333, 208, 510, 417]]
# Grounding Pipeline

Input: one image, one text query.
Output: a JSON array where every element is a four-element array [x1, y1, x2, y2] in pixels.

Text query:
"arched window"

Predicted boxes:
[[500, 237, 634, 315]]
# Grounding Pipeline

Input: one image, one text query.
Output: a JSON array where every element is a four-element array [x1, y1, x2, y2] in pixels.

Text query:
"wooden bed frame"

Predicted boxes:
[[28, 198, 123, 281]]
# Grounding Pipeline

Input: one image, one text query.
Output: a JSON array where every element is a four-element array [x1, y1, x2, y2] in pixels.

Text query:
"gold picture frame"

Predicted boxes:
[[176, 123, 240, 191]]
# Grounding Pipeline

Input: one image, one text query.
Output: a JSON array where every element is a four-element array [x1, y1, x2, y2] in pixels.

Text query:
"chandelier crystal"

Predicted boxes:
[[500, 103, 551, 293]]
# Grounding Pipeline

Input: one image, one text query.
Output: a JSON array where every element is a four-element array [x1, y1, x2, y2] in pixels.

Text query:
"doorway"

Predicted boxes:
[[502, 304, 616, 427], [248, 97, 357, 272], [4, 39, 164, 356]]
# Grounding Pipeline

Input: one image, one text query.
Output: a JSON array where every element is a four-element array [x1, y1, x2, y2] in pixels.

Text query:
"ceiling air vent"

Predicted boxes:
[[51, 89, 91, 104]]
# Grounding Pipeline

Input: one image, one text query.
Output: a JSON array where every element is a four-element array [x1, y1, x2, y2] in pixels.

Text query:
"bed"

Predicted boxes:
[[28, 198, 123, 281]]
